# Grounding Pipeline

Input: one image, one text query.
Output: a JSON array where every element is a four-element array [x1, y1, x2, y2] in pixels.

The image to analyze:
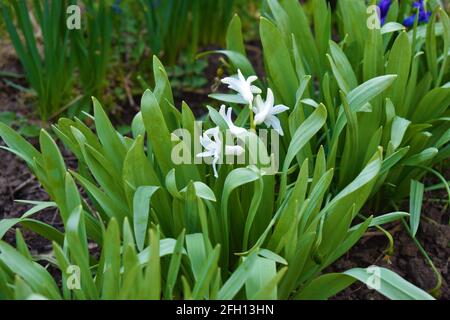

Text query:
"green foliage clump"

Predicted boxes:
[[0, 55, 435, 300]]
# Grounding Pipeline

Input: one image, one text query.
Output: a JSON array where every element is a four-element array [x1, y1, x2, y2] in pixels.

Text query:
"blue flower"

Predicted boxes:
[[403, 0, 431, 28], [112, 0, 123, 14], [378, 0, 392, 25]]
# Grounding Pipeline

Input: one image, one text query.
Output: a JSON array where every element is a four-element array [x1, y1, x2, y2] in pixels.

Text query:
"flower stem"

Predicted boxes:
[[249, 104, 256, 130]]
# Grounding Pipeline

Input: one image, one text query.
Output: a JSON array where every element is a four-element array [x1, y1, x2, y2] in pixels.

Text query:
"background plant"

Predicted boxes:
[[69, 0, 113, 117], [0, 0, 260, 121], [138, 0, 252, 65], [1, 0, 75, 120], [0, 0, 116, 120]]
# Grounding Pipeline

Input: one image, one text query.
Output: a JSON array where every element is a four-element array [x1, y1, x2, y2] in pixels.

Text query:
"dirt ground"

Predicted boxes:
[[330, 181, 450, 300]]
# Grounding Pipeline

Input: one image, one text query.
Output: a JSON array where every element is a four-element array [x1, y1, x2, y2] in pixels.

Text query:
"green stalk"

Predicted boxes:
[[249, 104, 256, 130]]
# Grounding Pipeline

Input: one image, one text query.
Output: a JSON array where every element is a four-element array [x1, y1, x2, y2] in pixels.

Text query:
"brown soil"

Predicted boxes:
[[331, 187, 450, 300], [0, 53, 63, 254], [110, 40, 265, 124]]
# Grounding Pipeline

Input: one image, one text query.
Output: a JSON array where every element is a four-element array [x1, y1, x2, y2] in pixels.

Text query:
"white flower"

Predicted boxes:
[[253, 88, 289, 136], [219, 105, 247, 137], [196, 127, 245, 178], [221, 69, 261, 105]]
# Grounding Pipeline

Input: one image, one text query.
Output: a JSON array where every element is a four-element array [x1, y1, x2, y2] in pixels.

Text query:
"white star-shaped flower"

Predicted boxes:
[[219, 105, 247, 137], [196, 127, 245, 178], [221, 69, 261, 105], [253, 89, 289, 136]]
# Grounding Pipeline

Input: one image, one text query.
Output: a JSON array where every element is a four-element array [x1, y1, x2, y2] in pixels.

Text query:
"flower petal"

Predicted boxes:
[[247, 75, 258, 83], [212, 156, 219, 177], [197, 150, 215, 158], [253, 95, 264, 113], [271, 104, 290, 115], [225, 145, 245, 156], [266, 88, 275, 110], [251, 85, 262, 94], [265, 115, 284, 136]]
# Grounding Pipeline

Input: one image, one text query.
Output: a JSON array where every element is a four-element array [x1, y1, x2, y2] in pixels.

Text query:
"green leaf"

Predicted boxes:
[[226, 14, 246, 55], [277, 0, 320, 75], [221, 167, 260, 262], [369, 212, 409, 228], [403, 148, 438, 166], [386, 32, 411, 114], [411, 85, 450, 123], [391, 116, 411, 150], [344, 267, 434, 300], [409, 180, 424, 237], [380, 147, 410, 175], [191, 244, 220, 300], [328, 41, 357, 93], [260, 17, 298, 106], [334, 75, 397, 138], [141, 89, 173, 176], [425, 9, 438, 82], [0, 201, 56, 239], [180, 182, 216, 202], [278, 233, 316, 299], [208, 93, 247, 104], [144, 227, 161, 300], [101, 219, 121, 299], [0, 122, 40, 168], [133, 186, 160, 251], [66, 205, 98, 299], [165, 230, 186, 300], [295, 272, 355, 300], [279, 104, 327, 202], [93, 97, 127, 173], [186, 233, 207, 282], [381, 22, 405, 34], [437, 8, 449, 86], [326, 217, 372, 266], [137, 238, 185, 265], [218, 252, 258, 300], [251, 267, 287, 300], [245, 256, 277, 299], [198, 50, 256, 78], [0, 241, 61, 299]]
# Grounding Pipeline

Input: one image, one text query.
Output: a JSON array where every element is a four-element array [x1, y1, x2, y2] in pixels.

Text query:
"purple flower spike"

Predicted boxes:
[[403, 0, 431, 28], [378, 0, 392, 25]]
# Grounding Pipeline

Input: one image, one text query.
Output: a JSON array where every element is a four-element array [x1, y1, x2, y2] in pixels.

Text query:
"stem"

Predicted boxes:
[[249, 103, 256, 130], [417, 165, 450, 225], [375, 225, 395, 256]]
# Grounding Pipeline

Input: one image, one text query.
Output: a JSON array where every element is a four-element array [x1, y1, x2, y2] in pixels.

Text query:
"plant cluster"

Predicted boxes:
[[0, 0, 114, 120], [0, 53, 437, 299], [242, 0, 450, 202], [0, 0, 448, 300]]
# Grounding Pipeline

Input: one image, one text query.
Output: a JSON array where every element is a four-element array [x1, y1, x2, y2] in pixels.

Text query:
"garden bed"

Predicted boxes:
[[0, 0, 449, 301], [1, 52, 448, 300]]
